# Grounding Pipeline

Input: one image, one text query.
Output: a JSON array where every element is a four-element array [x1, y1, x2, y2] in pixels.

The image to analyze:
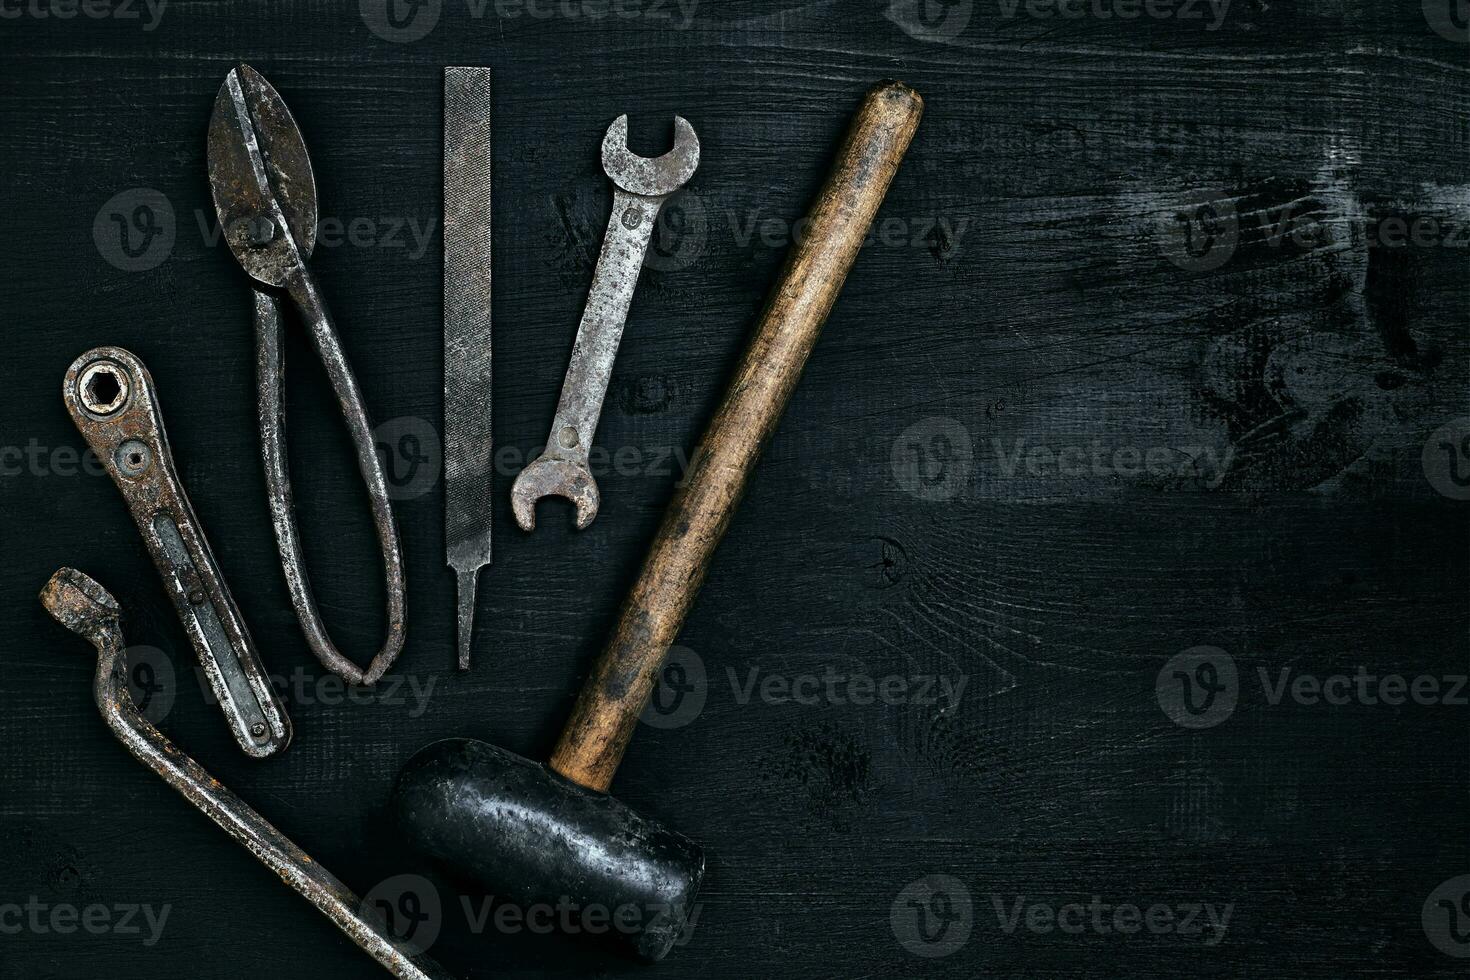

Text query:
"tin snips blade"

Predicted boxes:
[[443, 67, 494, 671]]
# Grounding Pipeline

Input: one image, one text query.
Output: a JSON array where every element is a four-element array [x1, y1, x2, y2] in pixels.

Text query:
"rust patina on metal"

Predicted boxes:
[[62, 346, 292, 758], [509, 113, 699, 532], [39, 567, 455, 980], [207, 64, 406, 686], [443, 66, 495, 673]]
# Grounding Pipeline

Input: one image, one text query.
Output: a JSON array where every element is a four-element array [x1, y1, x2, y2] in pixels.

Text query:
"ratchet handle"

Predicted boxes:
[[550, 81, 923, 792], [63, 347, 292, 759]]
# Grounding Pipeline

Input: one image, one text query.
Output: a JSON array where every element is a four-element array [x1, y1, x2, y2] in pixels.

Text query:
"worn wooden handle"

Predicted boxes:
[[549, 80, 924, 792]]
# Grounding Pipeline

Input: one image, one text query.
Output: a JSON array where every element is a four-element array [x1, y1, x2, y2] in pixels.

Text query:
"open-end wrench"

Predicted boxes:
[[510, 114, 699, 531]]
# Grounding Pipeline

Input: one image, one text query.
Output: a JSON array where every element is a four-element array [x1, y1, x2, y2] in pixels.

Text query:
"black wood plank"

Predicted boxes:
[[1, 2, 1467, 977]]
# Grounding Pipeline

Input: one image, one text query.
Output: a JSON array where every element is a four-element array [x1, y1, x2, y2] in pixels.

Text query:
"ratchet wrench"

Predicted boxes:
[[62, 347, 291, 758]]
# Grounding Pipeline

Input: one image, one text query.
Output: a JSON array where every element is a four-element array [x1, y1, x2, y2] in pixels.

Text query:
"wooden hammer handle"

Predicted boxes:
[[549, 80, 924, 792]]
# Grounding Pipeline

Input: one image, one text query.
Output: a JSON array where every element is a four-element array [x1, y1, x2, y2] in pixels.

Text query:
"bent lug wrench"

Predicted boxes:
[[511, 114, 699, 531], [39, 568, 455, 980]]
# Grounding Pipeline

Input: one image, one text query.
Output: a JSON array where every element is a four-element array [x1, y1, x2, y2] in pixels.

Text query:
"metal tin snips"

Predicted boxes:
[[207, 64, 406, 686]]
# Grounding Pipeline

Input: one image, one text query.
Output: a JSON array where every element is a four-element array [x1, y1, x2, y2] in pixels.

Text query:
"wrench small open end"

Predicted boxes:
[[510, 455, 600, 531], [600, 114, 700, 197]]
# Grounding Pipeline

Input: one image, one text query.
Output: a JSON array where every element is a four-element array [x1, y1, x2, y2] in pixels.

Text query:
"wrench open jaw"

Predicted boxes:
[[510, 453, 599, 531], [511, 114, 700, 533], [600, 114, 700, 196]]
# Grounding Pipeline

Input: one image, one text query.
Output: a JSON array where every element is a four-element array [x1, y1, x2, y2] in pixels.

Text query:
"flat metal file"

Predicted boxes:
[[443, 67, 495, 671]]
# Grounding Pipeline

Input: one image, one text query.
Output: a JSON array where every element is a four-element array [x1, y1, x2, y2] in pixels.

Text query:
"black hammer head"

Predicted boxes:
[[392, 739, 704, 961]]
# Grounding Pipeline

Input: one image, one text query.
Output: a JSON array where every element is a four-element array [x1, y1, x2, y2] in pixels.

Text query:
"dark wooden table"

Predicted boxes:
[[2, 2, 1467, 977]]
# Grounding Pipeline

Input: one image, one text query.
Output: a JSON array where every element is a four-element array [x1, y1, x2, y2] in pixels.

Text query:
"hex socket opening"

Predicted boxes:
[[79, 362, 130, 416]]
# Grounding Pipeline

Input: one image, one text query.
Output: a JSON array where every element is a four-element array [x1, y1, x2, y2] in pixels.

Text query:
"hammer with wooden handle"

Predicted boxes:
[[394, 80, 924, 961]]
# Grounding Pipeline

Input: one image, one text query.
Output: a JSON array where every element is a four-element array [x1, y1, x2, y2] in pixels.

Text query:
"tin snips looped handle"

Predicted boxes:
[[208, 64, 406, 686]]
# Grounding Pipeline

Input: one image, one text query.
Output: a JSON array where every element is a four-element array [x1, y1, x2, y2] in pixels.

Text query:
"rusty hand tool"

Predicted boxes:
[[208, 64, 406, 687], [509, 113, 700, 532], [394, 81, 924, 961], [39, 568, 454, 980], [443, 67, 494, 672], [63, 348, 291, 758]]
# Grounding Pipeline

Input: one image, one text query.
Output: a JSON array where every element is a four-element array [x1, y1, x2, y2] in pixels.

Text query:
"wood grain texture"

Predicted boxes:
[[0, 1, 1467, 978]]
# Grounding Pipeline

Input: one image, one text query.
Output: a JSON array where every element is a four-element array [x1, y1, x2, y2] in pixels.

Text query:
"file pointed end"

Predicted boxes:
[[455, 566, 480, 672]]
